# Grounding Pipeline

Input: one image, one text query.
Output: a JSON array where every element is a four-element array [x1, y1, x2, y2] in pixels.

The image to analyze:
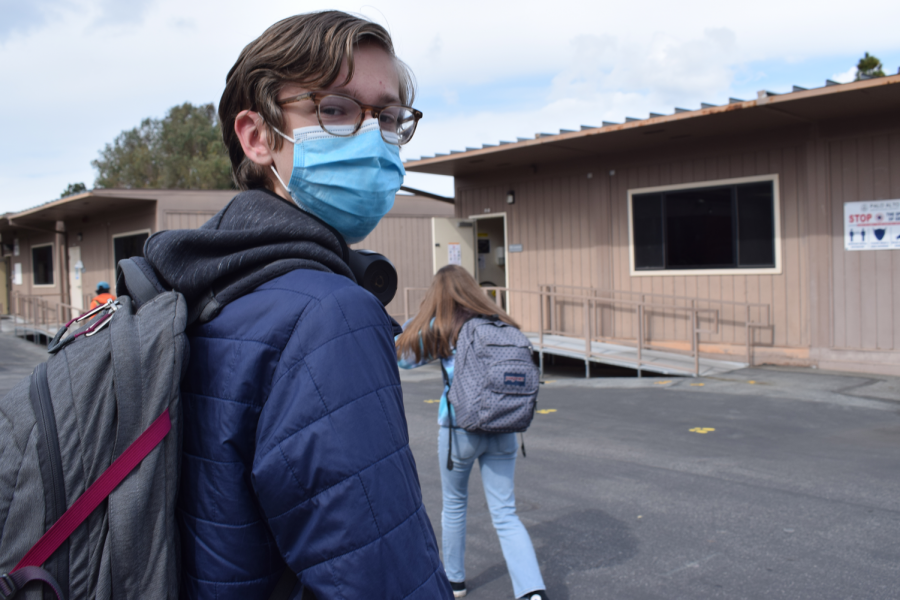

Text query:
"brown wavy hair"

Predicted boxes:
[[219, 11, 416, 191], [396, 265, 519, 362]]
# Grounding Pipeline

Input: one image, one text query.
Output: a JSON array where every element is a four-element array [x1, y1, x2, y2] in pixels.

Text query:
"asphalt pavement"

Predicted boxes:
[[2, 330, 898, 599], [400, 362, 900, 600], [0, 325, 52, 397]]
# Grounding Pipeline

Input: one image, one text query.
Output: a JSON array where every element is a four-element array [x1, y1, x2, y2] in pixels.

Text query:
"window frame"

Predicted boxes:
[[31, 242, 56, 287], [627, 174, 782, 277], [111, 228, 152, 269]]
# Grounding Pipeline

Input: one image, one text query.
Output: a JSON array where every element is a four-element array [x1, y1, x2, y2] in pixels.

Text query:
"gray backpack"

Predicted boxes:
[[447, 316, 540, 435], [0, 259, 186, 599], [0, 259, 302, 600]]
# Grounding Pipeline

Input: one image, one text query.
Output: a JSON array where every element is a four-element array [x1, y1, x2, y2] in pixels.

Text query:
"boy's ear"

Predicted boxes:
[[234, 110, 275, 166]]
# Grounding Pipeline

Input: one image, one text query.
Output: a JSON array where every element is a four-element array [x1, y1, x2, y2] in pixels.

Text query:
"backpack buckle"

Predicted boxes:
[[0, 573, 18, 598]]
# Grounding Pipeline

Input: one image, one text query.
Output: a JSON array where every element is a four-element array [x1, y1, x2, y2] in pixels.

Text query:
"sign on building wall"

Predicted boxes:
[[844, 200, 900, 251], [448, 242, 462, 265], [13, 263, 22, 285]]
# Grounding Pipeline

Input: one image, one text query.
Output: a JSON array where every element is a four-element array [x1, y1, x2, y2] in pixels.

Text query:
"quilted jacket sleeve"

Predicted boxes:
[[251, 284, 452, 599]]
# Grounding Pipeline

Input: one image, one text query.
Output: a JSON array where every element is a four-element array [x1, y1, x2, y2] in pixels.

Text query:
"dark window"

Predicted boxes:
[[32, 245, 54, 285], [632, 193, 664, 268], [736, 183, 776, 266], [632, 181, 776, 270], [113, 232, 149, 267]]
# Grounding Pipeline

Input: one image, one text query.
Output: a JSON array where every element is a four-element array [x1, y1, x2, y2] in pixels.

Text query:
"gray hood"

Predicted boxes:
[[143, 188, 355, 324]]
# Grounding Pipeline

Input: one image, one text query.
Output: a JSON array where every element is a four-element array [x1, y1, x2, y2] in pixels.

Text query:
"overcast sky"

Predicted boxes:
[[1, 0, 899, 214]]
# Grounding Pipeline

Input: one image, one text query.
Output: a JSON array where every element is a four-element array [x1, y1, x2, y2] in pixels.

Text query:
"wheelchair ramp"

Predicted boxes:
[[526, 333, 747, 377]]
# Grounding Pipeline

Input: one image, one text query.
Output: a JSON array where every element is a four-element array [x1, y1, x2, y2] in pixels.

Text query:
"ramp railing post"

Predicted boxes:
[[746, 304, 752, 367], [550, 285, 556, 335], [691, 298, 697, 356], [583, 297, 590, 378], [539, 288, 545, 378], [692, 308, 700, 377], [637, 303, 644, 378]]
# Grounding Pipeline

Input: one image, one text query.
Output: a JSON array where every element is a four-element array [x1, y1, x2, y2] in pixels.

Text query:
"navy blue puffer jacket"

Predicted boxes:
[[144, 191, 452, 599]]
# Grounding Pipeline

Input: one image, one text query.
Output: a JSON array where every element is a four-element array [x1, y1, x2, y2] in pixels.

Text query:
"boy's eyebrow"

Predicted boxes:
[[331, 83, 402, 105]]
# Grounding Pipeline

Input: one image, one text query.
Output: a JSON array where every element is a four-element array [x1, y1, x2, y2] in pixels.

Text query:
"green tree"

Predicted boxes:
[[61, 182, 87, 197], [92, 102, 233, 190], [856, 52, 885, 79]]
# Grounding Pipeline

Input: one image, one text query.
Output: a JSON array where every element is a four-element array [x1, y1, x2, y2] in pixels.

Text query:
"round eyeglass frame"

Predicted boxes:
[[276, 92, 423, 146]]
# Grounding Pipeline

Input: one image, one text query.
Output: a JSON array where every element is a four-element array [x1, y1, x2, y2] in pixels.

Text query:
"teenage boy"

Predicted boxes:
[[143, 12, 452, 599]]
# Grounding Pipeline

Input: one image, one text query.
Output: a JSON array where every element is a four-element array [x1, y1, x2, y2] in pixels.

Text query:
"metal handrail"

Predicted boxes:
[[540, 283, 771, 310], [401, 284, 761, 377], [11, 292, 82, 344], [539, 283, 770, 366]]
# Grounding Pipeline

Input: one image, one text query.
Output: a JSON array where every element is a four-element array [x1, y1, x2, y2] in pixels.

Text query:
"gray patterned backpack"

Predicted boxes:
[[447, 316, 540, 435]]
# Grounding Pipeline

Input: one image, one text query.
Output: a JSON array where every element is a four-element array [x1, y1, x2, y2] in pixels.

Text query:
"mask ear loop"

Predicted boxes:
[[259, 116, 297, 200], [270, 165, 292, 198]]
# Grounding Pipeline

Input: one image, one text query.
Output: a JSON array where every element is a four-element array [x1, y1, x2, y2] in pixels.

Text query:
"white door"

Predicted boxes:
[[432, 218, 475, 277], [68, 246, 84, 310]]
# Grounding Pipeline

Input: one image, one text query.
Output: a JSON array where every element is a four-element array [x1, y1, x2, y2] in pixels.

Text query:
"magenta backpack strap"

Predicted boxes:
[[1, 409, 172, 600]]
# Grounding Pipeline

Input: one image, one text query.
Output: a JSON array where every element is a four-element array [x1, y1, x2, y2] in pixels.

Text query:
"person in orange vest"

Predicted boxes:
[[89, 281, 115, 310]]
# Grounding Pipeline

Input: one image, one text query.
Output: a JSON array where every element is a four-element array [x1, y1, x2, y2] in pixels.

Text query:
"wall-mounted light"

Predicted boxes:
[[506, 190, 515, 205]]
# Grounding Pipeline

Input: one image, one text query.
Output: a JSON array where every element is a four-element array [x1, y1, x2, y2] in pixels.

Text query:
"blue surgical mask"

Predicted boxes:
[[270, 119, 404, 244]]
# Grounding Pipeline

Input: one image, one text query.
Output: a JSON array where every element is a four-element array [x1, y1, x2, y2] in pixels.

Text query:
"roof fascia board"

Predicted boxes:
[[398, 185, 454, 203], [10, 191, 157, 221], [9, 191, 97, 220]]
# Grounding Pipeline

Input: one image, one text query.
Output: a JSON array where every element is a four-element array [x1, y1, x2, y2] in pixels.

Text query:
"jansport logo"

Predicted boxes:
[[504, 373, 526, 386]]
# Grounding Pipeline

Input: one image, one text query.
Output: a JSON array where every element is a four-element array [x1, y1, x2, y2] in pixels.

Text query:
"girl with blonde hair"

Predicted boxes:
[[397, 265, 548, 600]]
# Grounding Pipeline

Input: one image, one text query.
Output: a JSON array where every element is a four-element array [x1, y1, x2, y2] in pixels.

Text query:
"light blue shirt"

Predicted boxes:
[[397, 318, 457, 427]]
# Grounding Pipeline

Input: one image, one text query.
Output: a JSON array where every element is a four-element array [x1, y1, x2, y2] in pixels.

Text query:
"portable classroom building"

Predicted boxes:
[[404, 75, 900, 376]]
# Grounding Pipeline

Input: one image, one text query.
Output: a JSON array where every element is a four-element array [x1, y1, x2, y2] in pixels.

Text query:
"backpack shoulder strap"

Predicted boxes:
[[4, 409, 173, 599], [440, 358, 450, 390], [116, 257, 166, 310]]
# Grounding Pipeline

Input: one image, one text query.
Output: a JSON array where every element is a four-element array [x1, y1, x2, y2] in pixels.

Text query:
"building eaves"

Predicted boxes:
[[404, 74, 900, 173]]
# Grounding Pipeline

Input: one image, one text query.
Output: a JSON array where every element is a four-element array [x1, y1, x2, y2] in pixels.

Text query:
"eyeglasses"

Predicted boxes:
[[277, 92, 423, 145]]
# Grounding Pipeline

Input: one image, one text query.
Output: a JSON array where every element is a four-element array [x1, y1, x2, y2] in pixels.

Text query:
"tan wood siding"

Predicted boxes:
[[164, 211, 217, 230], [458, 142, 810, 356], [352, 216, 435, 320], [828, 132, 900, 352]]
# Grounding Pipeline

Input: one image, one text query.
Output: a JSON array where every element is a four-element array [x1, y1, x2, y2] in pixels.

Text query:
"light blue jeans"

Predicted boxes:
[[438, 427, 545, 598]]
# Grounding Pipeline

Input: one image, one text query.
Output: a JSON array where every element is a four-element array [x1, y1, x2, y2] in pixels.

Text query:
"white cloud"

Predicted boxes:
[[549, 28, 737, 107], [831, 66, 858, 83]]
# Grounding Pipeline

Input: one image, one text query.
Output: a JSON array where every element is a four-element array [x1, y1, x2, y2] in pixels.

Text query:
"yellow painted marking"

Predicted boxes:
[[689, 427, 716, 434], [542, 380, 557, 384], [536, 409, 557, 415], [654, 380, 672, 385], [747, 380, 756, 384], [424, 399, 440, 404], [637, 515, 643, 519], [690, 383, 705, 387]]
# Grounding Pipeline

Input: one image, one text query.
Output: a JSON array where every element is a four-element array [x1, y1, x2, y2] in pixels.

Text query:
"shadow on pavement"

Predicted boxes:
[[467, 509, 639, 600]]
